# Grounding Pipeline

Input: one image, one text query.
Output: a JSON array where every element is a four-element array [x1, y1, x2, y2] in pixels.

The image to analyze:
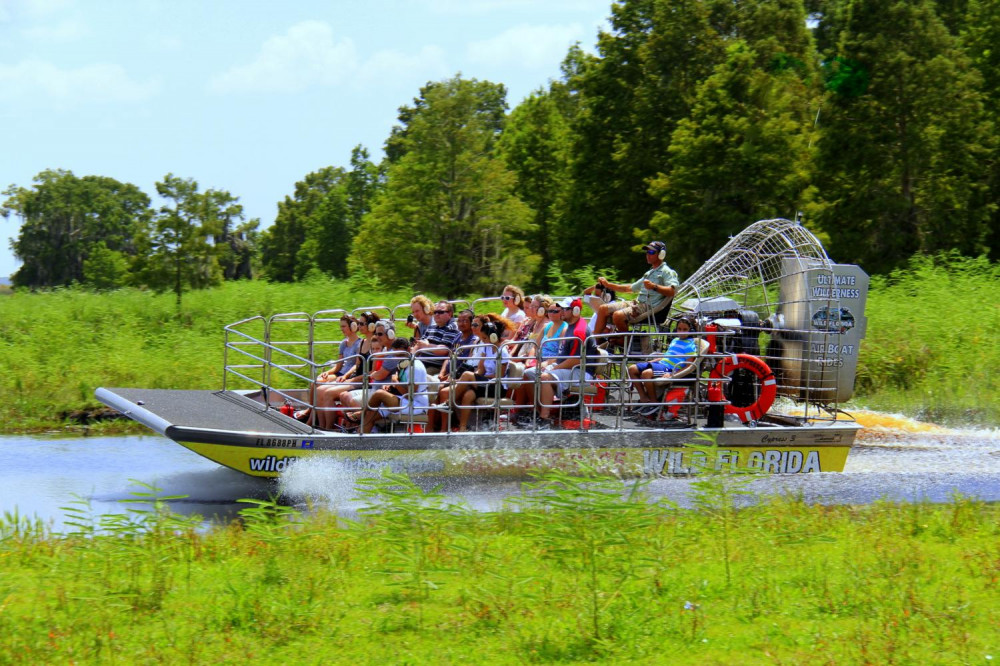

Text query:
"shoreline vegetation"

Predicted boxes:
[[1, 470, 996, 663], [0, 253, 996, 434]]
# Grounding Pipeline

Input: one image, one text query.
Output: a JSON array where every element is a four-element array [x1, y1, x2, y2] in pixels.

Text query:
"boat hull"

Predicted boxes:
[[177, 439, 851, 478], [97, 387, 856, 479]]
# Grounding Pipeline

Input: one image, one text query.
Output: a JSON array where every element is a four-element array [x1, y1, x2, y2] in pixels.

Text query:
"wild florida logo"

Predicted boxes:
[[811, 306, 856, 334], [248, 455, 299, 472]]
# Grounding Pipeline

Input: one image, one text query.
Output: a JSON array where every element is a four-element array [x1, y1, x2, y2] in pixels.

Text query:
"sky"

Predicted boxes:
[[0, 0, 612, 280]]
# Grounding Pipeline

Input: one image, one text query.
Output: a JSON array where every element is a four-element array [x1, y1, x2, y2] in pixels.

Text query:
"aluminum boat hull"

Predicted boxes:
[[96, 387, 857, 479]]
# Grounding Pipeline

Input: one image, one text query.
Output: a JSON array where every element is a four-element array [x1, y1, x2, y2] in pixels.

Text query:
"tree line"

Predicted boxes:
[[4, 0, 997, 299]]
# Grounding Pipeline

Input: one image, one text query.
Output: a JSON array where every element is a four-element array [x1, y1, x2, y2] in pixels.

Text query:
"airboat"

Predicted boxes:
[[97, 219, 869, 478]]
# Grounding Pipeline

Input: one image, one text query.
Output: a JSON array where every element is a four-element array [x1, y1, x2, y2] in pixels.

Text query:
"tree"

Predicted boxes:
[[351, 76, 536, 295], [138, 174, 225, 307], [961, 0, 1000, 260], [809, 0, 994, 273], [196, 189, 257, 280], [82, 242, 130, 291], [345, 144, 383, 235], [647, 33, 819, 275], [2, 170, 151, 289], [260, 166, 354, 281], [498, 89, 573, 289]]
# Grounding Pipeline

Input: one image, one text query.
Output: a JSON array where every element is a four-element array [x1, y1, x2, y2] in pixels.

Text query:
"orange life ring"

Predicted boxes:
[[709, 353, 776, 423]]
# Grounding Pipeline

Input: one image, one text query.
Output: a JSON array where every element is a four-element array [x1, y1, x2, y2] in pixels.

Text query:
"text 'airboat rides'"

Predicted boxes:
[[97, 219, 869, 478]]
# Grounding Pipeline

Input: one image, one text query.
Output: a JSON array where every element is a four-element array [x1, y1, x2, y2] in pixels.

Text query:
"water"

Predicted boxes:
[[0, 435, 272, 530], [1, 412, 998, 529]]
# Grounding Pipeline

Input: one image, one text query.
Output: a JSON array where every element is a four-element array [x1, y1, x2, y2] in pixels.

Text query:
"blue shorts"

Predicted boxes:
[[635, 361, 669, 377]]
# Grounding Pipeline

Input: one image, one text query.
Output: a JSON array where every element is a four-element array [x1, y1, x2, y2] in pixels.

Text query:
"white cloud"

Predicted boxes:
[[467, 23, 585, 70], [210, 20, 455, 95], [209, 20, 358, 94], [0, 60, 158, 105], [358, 45, 449, 89]]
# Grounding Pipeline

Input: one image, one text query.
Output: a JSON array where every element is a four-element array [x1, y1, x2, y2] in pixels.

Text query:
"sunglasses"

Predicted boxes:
[[373, 332, 385, 337], [501, 295, 515, 301], [433, 310, 448, 315], [646, 249, 658, 255], [547, 308, 562, 314], [471, 322, 482, 328]]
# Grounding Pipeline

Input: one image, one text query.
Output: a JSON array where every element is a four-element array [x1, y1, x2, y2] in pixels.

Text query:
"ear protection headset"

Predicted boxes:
[[649, 242, 666, 261], [537, 306, 546, 318], [594, 284, 614, 304], [349, 319, 359, 332], [514, 293, 521, 306], [397, 358, 410, 371], [378, 320, 396, 340], [481, 322, 499, 344], [565, 299, 581, 317]]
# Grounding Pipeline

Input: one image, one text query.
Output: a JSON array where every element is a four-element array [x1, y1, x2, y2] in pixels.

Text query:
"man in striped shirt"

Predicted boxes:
[[412, 300, 462, 375]]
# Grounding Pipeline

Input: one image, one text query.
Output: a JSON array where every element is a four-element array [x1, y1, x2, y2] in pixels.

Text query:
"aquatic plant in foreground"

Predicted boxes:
[[0, 470, 996, 663]]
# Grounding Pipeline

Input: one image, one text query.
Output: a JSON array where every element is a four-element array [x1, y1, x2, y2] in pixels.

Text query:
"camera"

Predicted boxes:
[[406, 313, 415, 324]]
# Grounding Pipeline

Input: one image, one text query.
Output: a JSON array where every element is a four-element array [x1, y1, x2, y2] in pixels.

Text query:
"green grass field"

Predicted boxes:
[[0, 253, 996, 432], [0, 471, 996, 664]]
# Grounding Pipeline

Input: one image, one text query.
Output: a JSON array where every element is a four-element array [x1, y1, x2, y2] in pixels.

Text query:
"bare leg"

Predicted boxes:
[[452, 371, 476, 409], [628, 365, 650, 403], [611, 308, 629, 333], [360, 389, 399, 434], [457, 389, 477, 431], [640, 368, 659, 402], [593, 304, 611, 336], [538, 372, 557, 419]]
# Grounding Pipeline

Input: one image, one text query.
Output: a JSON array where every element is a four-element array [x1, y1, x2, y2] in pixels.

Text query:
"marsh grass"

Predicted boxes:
[[0, 277, 418, 432], [856, 253, 999, 425], [0, 471, 996, 663], [0, 253, 996, 431]]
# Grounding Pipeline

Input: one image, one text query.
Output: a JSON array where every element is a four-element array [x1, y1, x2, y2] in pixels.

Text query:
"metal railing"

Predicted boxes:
[[223, 306, 848, 435]]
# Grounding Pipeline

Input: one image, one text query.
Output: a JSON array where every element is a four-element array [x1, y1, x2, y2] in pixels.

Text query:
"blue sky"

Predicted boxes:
[[0, 0, 610, 280]]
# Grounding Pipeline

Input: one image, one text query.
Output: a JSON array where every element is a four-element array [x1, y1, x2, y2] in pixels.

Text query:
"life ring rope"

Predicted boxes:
[[709, 353, 776, 423]]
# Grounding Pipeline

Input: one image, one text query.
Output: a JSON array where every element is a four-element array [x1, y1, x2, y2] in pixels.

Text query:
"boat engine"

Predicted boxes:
[[765, 259, 870, 403], [681, 297, 767, 418]]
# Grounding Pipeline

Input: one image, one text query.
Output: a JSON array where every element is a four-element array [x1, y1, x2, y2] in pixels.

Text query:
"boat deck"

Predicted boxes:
[[97, 388, 312, 436]]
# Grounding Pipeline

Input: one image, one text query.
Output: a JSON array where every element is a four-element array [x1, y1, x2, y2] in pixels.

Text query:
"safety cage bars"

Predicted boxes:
[[223, 301, 848, 436]]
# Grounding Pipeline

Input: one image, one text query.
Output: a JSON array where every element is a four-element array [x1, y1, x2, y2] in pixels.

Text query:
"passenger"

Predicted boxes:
[[338, 320, 401, 424], [627, 315, 699, 417], [427, 310, 479, 432], [351, 338, 429, 434], [592, 241, 679, 340], [296, 314, 362, 424], [451, 315, 513, 432], [500, 284, 527, 324], [517, 298, 600, 429], [583, 282, 616, 339], [511, 295, 553, 367], [412, 300, 461, 375], [437, 309, 478, 381], [405, 295, 434, 340], [314, 311, 377, 428], [535, 296, 568, 367]]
